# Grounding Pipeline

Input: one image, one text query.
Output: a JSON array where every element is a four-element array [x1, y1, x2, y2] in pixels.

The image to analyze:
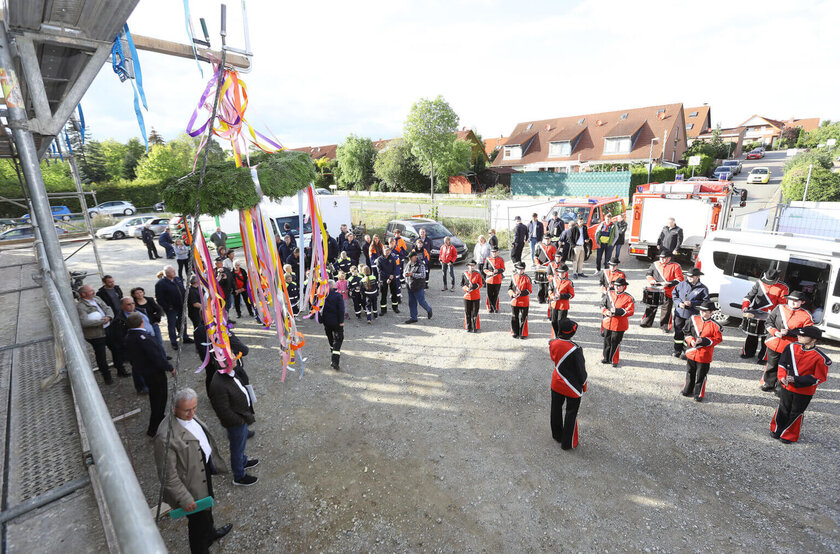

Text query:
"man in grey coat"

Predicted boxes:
[[77, 285, 116, 384], [155, 388, 231, 553]]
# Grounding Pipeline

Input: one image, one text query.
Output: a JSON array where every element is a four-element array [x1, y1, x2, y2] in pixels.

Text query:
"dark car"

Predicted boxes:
[[712, 165, 734, 181], [385, 218, 468, 264], [0, 225, 67, 241]]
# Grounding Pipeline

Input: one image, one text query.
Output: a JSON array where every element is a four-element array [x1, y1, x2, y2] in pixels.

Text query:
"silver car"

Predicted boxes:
[[88, 201, 136, 217], [133, 218, 170, 238]]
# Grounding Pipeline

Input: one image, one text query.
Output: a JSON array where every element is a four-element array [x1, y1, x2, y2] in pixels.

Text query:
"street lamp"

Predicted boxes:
[[647, 137, 659, 184]]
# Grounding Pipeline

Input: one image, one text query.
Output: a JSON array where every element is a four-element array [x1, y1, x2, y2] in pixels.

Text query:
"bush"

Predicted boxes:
[[784, 150, 833, 172], [483, 184, 511, 199], [781, 164, 840, 202], [629, 166, 676, 197]]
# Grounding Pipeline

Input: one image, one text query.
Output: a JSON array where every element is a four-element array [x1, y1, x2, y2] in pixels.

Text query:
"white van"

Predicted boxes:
[[696, 229, 840, 340]]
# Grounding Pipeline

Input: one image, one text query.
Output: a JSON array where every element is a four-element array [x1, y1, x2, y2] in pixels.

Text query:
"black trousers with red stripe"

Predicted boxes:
[[511, 306, 528, 337], [682, 359, 710, 399], [486, 283, 501, 313], [550, 308, 568, 337], [551, 390, 581, 450], [602, 330, 624, 364], [641, 296, 673, 330], [464, 298, 480, 331], [742, 333, 767, 359], [773, 388, 812, 441], [763, 349, 783, 388]]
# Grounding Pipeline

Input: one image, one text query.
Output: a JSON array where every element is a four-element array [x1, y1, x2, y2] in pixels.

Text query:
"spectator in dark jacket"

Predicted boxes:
[[141, 224, 160, 260], [214, 258, 235, 319], [96, 275, 123, 314], [511, 216, 528, 264], [546, 211, 565, 245], [527, 213, 544, 261], [362, 234, 372, 268], [613, 213, 628, 261], [97, 275, 128, 375], [186, 276, 203, 330], [124, 313, 173, 436], [208, 367, 258, 487], [337, 224, 349, 250], [343, 233, 363, 267], [277, 234, 293, 264], [158, 228, 175, 259], [322, 281, 345, 370], [322, 223, 339, 263], [131, 286, 165, 348], [155, 266, 191, 349], [657, 218, 683, 256], [286, 248, 301, 282]]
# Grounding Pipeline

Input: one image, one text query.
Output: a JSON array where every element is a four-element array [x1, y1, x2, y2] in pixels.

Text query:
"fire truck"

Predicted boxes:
[[628, 181, 746, 261]]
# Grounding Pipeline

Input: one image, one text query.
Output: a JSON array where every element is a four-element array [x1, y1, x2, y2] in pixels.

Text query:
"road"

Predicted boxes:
[[727, 150, 786, 215]]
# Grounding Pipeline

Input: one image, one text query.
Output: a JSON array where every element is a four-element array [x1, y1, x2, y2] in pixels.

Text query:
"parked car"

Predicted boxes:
[[95, 215, 155, 240], [712, 166, 734, 181], [686, 176, 711, 181], [21, 205, 73, 222], [746, 167, 771, 184], [88, 200, 136, 217], [154, 201, 166, 212], [745, 149, 764, 160], [0, 225, 67, 241], [385, 218, 468, 264], [720, 159, 742, 174], [315, 188, 332, 195], [133, 218, 170, 238]]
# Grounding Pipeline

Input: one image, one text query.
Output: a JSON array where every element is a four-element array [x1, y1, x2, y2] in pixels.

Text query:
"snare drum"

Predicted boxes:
[[642, 286, 665, 306], [740, 317, 765, 336], [534, 267, 549, 285]]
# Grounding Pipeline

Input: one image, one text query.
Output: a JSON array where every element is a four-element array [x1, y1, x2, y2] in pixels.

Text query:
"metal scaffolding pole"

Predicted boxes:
[[68, 156, 105, 278]]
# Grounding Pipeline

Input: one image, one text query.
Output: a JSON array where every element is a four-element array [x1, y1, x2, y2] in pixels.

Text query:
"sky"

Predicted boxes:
[[82, 0, 839, 148]]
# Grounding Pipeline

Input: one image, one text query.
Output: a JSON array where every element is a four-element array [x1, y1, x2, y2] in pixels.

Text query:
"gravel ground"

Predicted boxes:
[[66, 238, 840, 553]]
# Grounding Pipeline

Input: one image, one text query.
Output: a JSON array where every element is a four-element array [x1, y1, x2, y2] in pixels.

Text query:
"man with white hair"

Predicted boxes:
[[76, 284, 115, 385], [155, 388, 232, 552], [155, 266, 192, 349]]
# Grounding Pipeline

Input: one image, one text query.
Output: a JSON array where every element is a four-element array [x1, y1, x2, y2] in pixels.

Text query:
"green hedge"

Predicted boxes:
[[629, 167, 676, 198]]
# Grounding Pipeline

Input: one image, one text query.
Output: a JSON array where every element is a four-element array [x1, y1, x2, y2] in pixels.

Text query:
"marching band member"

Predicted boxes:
[[508, 262, 532, 339], [672, 268, 710, 358], [548, 251, 564, 277], [640, 250, 683, 331], [461, 260, 484, 333], [547, 264, 574, 338], [770, 326, 831, 443], [762, 291, 813, 392], [740, 269, 788, 362], [598, 257, 625, 296], [601, 278, 634, 367], [549, 319, 587, 450], [681, 301, 722, 402], [533, 236, 556, 304], [482, 247, 505, 313]]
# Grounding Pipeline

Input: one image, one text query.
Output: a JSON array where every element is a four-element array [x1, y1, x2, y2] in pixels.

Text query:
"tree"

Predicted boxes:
[[79, 139, 108, 183], [780, 126, 802, 149], [427, 139, 472, 192], [313, 157, 337, 189], [403, 95, 460, 199], [122, 138, 146, 180], [148, 127, 165, 146], [101, 139, 127, 181], [781, 164, 840, 202], [373, 139, 427, 192], [797, 121, 840, 149], [134, 139, 193, 183], [784, 150, 833, 172], [335, 134, 376, 190]]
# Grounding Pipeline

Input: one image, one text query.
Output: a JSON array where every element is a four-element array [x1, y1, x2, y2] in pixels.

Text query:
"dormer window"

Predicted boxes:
[[504, 145, 522, 160], [548, 141, 572, 157], [686, 123, 694, 130], [526, 123, 533, 130], [621, 113, 629, 119], [657, 109, 665, 114], [689, 111, 699, 117], [603, 137, 632, 155], [577, 118, 585, 125]]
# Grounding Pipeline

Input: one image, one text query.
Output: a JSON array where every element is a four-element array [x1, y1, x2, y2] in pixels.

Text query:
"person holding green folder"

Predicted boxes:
[[155, 388, 232, 553]]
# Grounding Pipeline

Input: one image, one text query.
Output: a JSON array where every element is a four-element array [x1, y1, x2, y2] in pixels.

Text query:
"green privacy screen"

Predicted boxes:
[[511, 171, 631, 198]]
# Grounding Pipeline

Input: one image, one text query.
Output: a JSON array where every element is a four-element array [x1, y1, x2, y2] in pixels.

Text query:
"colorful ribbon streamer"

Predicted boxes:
[[111, 24, 149, 151], [301, 184, 330, 320], [186, 62, 283, 168]]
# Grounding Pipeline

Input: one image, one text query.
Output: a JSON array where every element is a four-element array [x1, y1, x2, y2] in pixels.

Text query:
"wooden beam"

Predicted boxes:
[[131, 34, 250, 70]]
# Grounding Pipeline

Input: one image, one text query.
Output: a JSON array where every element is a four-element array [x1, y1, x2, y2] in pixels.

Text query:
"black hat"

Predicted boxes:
[[215, 257, 224, 263], [514, 262, 526, 270], [785, 291, 806, 301], [613, 278, 628, 286], [558, 264, 569, 272], [685, 267, 704, 277], [658, 249, 672, 258], [762, 269, 781, 283], [608, 258, 620, 266], [491, 247, 499, 252], [558, 319, 578, 337], [797, 326, 822, 339], [466, 259, 476, 265], [697, 300, 716, 311]]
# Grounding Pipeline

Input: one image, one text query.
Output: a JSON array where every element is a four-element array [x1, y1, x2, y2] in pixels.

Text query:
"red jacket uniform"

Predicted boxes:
[[742, 281, 788, 313], [765, 305, 813, 353], [483, 256, 505, 285], [509, 273, 532, 307], [461, 269, 483, 300], [776, 343, 831, 396], [683, 315, 723, 363], [601, 291, 635, 331], [646, 260, 684, 298], [550, 338, 588, 398], [439, 243, 457, 264], [533, 242, 556, 266], [548, 275, 574, 311], [599, 268, 626, 294]]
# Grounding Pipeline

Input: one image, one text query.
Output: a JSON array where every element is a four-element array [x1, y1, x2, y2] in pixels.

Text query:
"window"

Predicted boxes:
[[577, 118, 585, 125], [712, 251, 730, 270], [548, 141, 571, 157], [603, 137, 631, 154], [526, 123, 533, 130], [728, 255, 778, 280], [689, 111, 699, 117], [657, 109, 665, 114], [784, 257, 831, 320], [621, 113, 629, 120], [602, 201, 624, 219], [589, 208, 601, 225], [686, 123, 694, 130], [504, 145, 522, 160]]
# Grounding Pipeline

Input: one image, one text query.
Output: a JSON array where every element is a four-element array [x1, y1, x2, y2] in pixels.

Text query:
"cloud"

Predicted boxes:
[[81, 0, 839, 147]]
